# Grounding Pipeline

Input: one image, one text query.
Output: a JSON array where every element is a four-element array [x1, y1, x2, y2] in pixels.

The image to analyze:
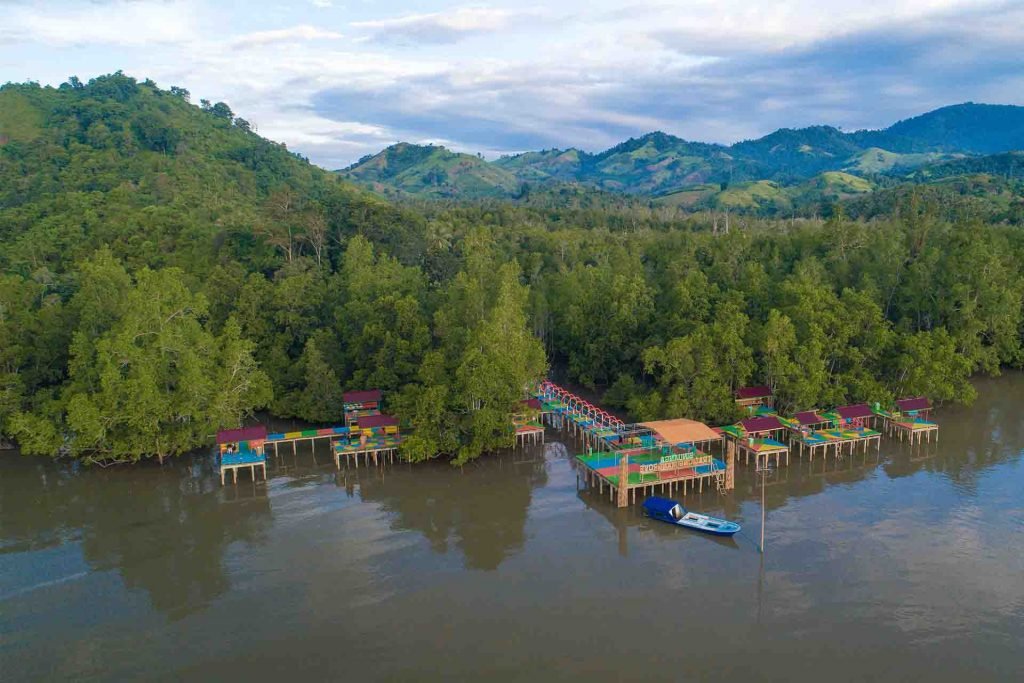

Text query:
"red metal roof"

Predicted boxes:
[[896, 397, 930, 412], [358, 414, 398, 428], [739, 416, 783, 433], [217, 425, 268, 444], [736, 385, 772, 400], [836, 404, 873, 420], [343, 389, 382, 404], [521, 398, 542, 410], [794, 411, 826, 426]]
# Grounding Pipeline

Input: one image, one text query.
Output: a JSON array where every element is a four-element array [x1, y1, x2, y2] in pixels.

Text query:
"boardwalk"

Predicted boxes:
[[535, 381, 732, 507]]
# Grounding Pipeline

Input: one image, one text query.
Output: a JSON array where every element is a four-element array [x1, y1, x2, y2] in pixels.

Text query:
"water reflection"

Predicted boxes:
[[357, 446, 548, 570], [0, 454, 272, 620], [1, 374, 1023, 682]]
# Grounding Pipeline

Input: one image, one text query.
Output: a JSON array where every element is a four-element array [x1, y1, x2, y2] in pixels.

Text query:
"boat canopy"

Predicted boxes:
[[642, 497, 682, 517]]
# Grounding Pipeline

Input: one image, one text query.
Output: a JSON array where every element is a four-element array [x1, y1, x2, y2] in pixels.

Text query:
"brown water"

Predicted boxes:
[[2, 376, 1023, 681]]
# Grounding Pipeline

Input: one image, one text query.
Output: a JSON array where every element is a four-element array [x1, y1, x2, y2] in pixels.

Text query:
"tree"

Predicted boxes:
[[210, 102, 234, 121], [296, 336, 344, 423], [452, 264, 547, 464], [45, 267, 270, 463], [169, 86, 190, 101]]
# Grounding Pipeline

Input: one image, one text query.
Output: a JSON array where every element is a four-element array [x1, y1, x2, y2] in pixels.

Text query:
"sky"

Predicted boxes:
[[1, 0, 1022, 168]]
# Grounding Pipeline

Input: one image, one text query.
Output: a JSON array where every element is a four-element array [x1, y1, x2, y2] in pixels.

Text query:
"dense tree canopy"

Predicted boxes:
[[2, 74, 1022, 464]]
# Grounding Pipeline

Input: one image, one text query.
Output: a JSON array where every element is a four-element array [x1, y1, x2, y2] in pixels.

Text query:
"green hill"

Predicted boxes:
[[341, 103, 1024, 203], [905, 151, 1024, 181], [342, 143, 520, 199], [844, 147, 955, 174], [870, 103, 1024, 153], [493, 148, 585, 182]]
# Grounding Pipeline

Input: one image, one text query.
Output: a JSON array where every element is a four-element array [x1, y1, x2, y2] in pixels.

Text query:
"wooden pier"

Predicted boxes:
[[535, 381, 733, 507], [334, 440, 403, 468], [515, 423, 545, 447], [790, 427, 882, 459], [884, 418, 938, 444], [721, 416, 791, 467], [873, 397, 939, 445], [217, 425, 269, 485], [268, 427, 347, 456], [221, 456, 267, 484], [734, 437, 790, 466], [576, 449, 727, 507]]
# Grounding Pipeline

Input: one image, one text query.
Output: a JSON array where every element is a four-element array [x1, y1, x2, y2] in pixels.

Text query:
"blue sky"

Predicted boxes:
[[2, 0, 1022, 168]]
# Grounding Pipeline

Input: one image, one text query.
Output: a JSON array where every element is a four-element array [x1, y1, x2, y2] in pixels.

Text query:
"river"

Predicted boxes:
[[1, 375, 1022, 681]]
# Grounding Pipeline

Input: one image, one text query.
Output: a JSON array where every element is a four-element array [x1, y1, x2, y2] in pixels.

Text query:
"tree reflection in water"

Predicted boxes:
[[357, 446, 548, 570], [0, 453, 272, 620]]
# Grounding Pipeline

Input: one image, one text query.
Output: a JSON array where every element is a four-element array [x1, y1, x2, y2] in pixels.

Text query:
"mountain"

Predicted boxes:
[[340, 103, 1024, 204], [904, 150, 1024, 181], [0, 73, 419, 275], [493, 148, 585, 182], [867, 103, 1024, 154], [342, 143, 520, 199]]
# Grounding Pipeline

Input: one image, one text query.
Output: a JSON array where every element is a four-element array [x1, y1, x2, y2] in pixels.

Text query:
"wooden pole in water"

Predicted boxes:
[[616, 450, 629, 508], [758, 464, 768, 554]]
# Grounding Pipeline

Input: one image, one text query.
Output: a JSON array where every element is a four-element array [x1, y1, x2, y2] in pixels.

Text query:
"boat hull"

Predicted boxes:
[[642, 497, 741, 537], [674, 518, 741, 536]]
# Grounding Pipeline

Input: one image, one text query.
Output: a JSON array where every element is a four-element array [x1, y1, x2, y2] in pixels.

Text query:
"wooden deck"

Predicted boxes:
[[268, 427, 348, 455], [333, 436, 404, 468], [576, 452, 728, 507], [884, 418, 939, 444], [514, 423, 545, 447], [735, 437, 790, 467], [220, 454, 267, 484], [789, 427, 882, 460]]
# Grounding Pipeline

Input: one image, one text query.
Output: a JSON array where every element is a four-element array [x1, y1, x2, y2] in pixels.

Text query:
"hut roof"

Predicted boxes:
[[521, 398, 543, 410], [835, 404, 873, 420], [739, 416, 784, 433], [343, 389, 382, 404], [217, 425, 267, 444], [794, 411, 826, 426], [640, 418, 721, 444], [359, 414, 398, 428], [896, 397, 930, 412], [736, 385, 772, 400]]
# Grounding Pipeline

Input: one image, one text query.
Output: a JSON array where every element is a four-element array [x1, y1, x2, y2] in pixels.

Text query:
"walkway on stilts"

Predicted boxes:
[[533, 381, 733, 507]]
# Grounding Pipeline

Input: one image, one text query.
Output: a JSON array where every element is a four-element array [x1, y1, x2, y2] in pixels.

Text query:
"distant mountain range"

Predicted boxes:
[[339, 103, 1024, 211]]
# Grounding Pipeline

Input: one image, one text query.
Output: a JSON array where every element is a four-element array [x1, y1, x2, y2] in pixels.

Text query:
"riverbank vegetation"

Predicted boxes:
[[2, 74, 1022, 463]]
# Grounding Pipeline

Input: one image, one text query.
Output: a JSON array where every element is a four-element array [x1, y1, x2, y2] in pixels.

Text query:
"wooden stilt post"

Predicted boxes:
[[616, 451, 629, 508]]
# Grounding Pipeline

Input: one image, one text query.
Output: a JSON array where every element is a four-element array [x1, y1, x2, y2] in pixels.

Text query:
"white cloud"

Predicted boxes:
[[352, 6, 548, 43], [0, 0, 1021, 168], [230, 25, 345, 49], [5, 0, 199, 47]]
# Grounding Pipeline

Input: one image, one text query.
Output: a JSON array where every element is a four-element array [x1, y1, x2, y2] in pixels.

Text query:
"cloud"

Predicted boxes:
[[311, 0, 333, 7], [230, 25, 344, 49], [1, 0, 1022, 168], [352, 6, 547, 44], [305, 0, 1024, 163], [3, 0, 198, 47]]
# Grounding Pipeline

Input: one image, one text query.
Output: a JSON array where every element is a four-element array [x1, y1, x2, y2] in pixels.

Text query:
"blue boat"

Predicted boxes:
[[642, 497, 741, 537]]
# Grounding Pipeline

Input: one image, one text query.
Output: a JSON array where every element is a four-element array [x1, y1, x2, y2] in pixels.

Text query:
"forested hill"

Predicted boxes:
[[341, 103, 1024, 203], [2, 74, 1023, 467]]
